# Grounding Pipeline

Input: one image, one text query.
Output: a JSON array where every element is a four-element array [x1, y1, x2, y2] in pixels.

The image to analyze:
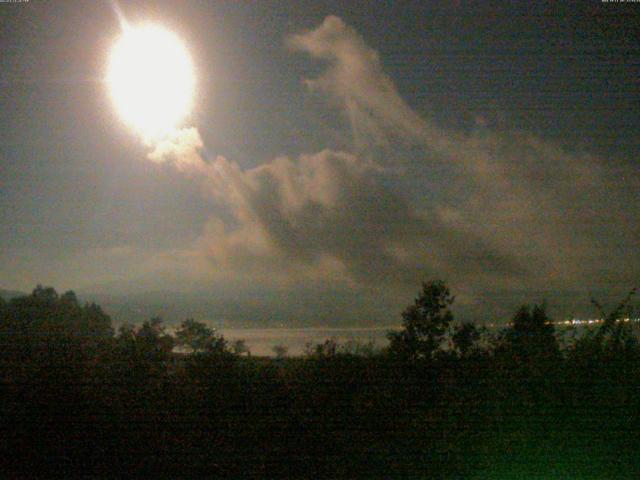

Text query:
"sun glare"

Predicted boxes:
[[107, 24, 195, 142]]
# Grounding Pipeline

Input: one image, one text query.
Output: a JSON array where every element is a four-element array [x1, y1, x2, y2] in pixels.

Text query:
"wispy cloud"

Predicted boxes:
[[287, 16, 439, 148]]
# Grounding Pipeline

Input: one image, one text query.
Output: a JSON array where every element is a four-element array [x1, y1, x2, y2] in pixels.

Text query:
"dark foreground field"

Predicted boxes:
[[1, 284, 639, 478]]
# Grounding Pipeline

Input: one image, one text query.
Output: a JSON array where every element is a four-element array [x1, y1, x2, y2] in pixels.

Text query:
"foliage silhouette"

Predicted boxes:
[[452, 321, 483, 358], [0, 282, 639, 478], [232, 338, 250, 356], [174, 318, 219, 353], [497, 303, 560, 362], [387, 280, 454, 360], [272, 343, 289, 358]]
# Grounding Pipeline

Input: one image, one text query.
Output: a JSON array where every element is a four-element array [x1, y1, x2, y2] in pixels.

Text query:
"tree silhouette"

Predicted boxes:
[[312, 338, 338, 357], [499, 304, 559, 362], [272, 344, 288, 358], [452, 322, 482, 358], [593, 288, 638, 353], [1, 282, 639, 478], [175, 318, 218, 353], [231, 339, 250, 356], [569, 289, 639, 361], [0, 285, 113, 360], [137, 317, 175, 353], [387, 280, 454, 360]]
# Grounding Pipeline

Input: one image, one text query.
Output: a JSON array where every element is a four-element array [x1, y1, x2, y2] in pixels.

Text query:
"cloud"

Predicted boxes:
[[288, 16, 640, 298], [147, 127, 205, 171], [128, 16, 638, 323], [287, 16, 447, 150], [195, 149, 523, 292]]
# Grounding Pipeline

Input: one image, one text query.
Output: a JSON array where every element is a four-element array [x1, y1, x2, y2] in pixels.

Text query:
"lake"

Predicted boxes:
[[220, 326, 396, 356]]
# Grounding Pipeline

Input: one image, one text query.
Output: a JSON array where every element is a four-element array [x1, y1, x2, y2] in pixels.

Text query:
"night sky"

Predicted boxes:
[[1, 0, 639, 325]]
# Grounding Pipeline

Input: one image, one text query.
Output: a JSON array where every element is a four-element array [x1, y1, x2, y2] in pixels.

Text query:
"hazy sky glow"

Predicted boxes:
[[1, 1, 638, 325]]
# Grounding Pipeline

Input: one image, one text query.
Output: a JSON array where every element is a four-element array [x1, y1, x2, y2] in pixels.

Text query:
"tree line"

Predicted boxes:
[[0, 281, 638, 477]]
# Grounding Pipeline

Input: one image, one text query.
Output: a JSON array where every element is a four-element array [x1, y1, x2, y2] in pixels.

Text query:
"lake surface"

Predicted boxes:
[[220, 326, 396, 356], [219, 318, 640, 356]]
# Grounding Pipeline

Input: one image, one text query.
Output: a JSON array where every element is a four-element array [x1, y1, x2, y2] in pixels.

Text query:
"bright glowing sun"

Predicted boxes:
[[107, 24, 195, 141]]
